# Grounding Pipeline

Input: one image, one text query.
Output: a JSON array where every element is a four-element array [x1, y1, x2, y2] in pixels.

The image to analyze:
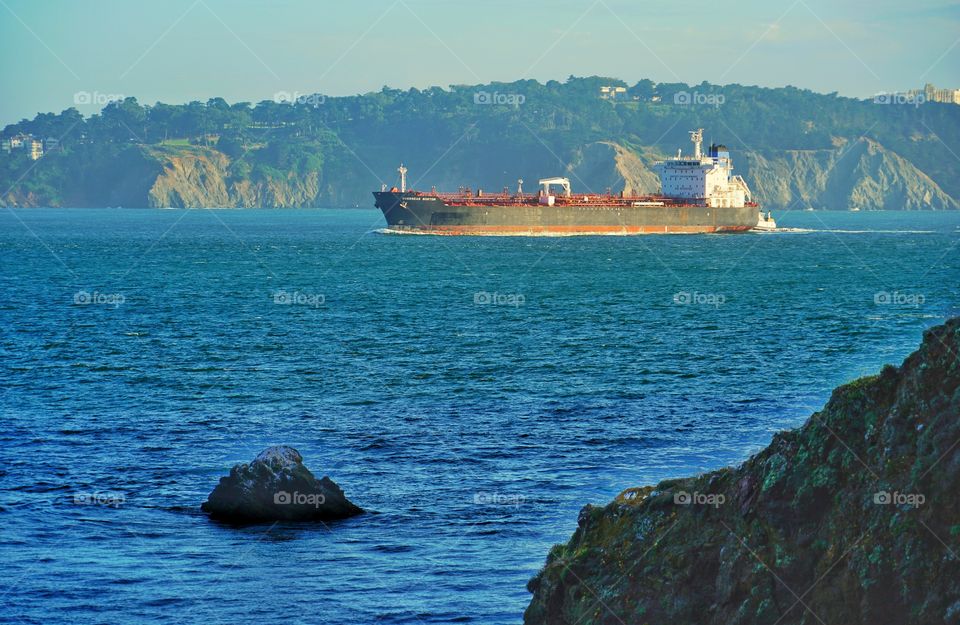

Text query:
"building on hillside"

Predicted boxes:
[[28, 138, 44, 160], [2, 134, 30, 154], [904, 83, 960, 104], [925, 83, 960, 104], [1, 134, 61, 158], [599, 85, 628, 100]]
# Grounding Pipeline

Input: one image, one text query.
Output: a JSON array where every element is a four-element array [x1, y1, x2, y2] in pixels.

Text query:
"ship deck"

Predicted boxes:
[[404, 190, 757, 209]]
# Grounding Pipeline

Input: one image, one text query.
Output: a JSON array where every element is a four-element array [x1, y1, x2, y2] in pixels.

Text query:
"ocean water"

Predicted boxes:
[[1, 208, 958, 625]]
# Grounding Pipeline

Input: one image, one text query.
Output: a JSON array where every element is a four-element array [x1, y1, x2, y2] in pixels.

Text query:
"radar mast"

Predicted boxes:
[[689, 129, 703, 159]]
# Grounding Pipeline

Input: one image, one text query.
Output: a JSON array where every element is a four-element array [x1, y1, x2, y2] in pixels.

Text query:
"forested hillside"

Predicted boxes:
[[2, 77, 957, 209]]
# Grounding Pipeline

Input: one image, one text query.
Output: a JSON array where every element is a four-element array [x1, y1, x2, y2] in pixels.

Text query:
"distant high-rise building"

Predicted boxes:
[[926, 83, 960, 104], [906, 83, 960, 104]]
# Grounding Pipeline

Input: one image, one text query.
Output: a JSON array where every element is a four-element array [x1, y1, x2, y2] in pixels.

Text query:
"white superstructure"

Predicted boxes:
[[653, 129, 753, 208]]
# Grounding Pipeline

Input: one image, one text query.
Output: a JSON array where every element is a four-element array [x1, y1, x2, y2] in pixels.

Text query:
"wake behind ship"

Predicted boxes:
[[373, 129, 774, 235]]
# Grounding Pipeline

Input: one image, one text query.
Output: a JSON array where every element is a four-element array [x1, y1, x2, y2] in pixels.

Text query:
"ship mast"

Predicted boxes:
[[690, 129, 703, 159], [398, 163, 408, 192]]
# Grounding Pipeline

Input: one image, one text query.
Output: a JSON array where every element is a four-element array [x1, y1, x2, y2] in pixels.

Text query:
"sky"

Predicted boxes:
[[1, 0, 958, 124]]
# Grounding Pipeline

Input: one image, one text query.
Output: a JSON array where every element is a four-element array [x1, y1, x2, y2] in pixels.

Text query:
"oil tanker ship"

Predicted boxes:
[[373, 129, 775, 235]]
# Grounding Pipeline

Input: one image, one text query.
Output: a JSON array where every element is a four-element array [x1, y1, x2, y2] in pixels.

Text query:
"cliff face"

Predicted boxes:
[[227, 173, 321, 208], [742, 138, 959, 210], [144, 146, 321, 208], [566, 142, 660, 196], [146, 147, 231, 207], [1, 190, 42, 208], [2, 137, 956, 210], [525, 317, 960, 625], [558, 138, 956, 211], [1, 145, 163, 208]]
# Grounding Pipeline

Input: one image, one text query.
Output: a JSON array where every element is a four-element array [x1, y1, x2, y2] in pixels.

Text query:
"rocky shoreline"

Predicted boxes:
[[525, 317, 960, 624]]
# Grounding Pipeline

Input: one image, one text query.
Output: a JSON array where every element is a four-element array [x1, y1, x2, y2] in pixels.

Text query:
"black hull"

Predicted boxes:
[[373, 192, 759, 235]]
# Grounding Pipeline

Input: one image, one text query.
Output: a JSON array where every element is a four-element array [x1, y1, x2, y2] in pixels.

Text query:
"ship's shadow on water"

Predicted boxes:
[[0, 209, 958, 624]]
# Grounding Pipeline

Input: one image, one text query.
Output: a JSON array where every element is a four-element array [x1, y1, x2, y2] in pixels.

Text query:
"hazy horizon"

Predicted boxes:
[[2, 0, 957, 124]]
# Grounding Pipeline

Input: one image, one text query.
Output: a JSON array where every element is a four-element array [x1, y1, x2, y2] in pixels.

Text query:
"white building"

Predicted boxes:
[[1, 134, 47, 159], [925, 83, 960, 104], [2, 134, 28, 154], [904, 83, 960, 105], [28, 138, 43, 160], [599, 85, 628, 100]]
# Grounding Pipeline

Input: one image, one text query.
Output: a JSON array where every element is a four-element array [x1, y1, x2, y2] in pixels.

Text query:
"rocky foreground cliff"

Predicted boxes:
[[526, 317, 960, 625]]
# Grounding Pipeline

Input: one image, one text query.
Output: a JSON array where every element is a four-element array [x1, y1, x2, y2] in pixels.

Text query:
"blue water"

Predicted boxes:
[[1, 209, 958, 624]]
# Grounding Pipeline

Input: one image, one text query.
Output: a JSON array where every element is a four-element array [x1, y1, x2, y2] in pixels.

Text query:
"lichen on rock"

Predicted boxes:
[[525, 317, 960, 625]]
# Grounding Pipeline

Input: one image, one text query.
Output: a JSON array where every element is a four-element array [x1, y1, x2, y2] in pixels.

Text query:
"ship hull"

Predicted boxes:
[[373, 192, 758, 235]]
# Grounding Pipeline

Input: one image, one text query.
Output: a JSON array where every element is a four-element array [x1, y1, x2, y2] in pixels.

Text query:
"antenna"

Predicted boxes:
[[689, 128, 703, 159], [397, 163, 408, 192], [517, 178, 524, 195]]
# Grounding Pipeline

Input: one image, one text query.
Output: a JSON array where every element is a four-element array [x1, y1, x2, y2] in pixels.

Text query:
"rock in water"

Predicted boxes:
[[525, 317, 960, 625], [202, 446, 362, 522]]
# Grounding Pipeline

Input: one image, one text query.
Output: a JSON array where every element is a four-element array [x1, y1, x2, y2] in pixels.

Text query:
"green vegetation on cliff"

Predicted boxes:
[[525, 317, 960, 625], [2, 77, 958, 208]]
